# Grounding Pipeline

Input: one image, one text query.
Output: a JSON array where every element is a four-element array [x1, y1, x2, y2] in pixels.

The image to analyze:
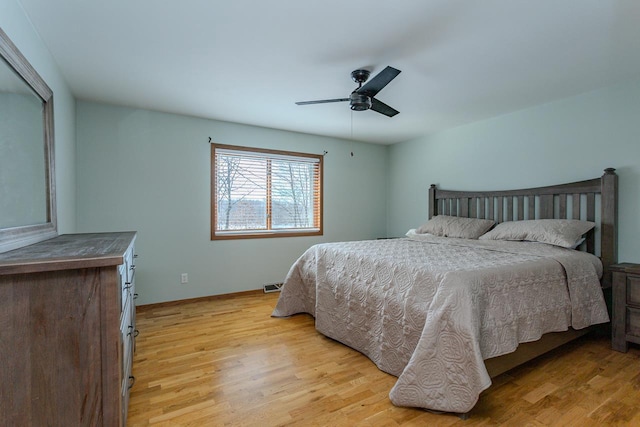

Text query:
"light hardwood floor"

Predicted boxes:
[[127, 291, 640, 426]]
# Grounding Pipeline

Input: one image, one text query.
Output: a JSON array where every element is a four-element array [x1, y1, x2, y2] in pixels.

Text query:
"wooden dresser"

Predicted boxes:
[[0, 232, 137, 426], [611, 263, 640, 352]]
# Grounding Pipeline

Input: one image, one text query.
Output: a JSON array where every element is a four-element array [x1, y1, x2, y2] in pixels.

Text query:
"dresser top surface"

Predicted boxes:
[[0, 232, 136, 275]]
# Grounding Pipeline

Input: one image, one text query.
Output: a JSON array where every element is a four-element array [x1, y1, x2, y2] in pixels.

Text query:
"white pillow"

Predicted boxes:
[[479, 219, 595, 248], [416, 215, 495, 240]]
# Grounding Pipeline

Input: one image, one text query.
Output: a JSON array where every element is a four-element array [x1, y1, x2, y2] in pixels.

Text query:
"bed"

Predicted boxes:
[[271, 168, 618, 414]]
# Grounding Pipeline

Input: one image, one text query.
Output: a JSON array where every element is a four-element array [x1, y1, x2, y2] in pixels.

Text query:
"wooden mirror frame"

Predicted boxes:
[[0, 28, 57, 253]]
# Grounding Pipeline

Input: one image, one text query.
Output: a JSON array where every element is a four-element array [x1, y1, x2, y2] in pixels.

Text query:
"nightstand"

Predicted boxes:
[[611, 263, 640, 352]]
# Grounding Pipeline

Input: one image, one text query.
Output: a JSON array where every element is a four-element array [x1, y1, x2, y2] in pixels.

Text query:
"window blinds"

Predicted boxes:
[[213, 145, 322, 238]]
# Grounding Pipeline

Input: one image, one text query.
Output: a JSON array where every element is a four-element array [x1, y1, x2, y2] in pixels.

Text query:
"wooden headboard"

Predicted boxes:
[[428, 168, 618, 287]]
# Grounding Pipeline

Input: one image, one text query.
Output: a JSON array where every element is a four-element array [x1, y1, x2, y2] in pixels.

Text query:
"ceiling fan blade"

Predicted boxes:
[[356, 66, 401, 97], [370, 98, 399, 117], [295, 98, 349, 105]]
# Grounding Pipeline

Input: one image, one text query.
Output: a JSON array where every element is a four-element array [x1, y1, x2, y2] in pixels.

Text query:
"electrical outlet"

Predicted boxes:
[[180, 273, 188, 284]]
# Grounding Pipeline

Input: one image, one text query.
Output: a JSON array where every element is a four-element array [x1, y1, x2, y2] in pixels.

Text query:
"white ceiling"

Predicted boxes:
[[18, 0, 640, 144]]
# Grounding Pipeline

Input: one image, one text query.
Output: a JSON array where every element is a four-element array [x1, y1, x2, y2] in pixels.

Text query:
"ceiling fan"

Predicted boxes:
[[295, 66, 401, 117]]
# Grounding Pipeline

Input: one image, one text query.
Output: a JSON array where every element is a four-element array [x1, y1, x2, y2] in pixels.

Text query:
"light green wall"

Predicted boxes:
[[0, 0, 77, 233], [76, 101, 388, 304], [388, 76, 640, 264]]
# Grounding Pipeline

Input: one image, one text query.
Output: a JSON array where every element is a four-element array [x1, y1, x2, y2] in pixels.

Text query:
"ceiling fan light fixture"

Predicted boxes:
[[350, 92, 371, 111]]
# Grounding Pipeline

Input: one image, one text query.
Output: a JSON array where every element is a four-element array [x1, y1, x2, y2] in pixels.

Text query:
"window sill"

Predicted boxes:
[[212, 229, 322, 240]]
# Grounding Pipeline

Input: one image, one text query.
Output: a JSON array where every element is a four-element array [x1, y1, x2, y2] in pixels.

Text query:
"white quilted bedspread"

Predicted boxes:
[[271, 235, 609, 413]]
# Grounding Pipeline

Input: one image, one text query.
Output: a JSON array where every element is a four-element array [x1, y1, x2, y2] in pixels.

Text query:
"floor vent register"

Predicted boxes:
[[263, 283, 283, 293]]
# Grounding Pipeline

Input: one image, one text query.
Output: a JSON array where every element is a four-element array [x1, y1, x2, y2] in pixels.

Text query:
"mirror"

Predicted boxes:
[[0, 28, 56, 253]]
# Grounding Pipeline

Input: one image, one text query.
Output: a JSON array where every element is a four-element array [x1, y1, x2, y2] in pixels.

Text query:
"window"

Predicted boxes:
[[211, 144, 323, 239]]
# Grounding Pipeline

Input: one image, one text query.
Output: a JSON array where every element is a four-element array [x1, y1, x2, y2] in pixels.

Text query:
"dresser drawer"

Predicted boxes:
[[119, 244, 136, 318], [627, 275, 640, 307], [612, 266, 638, 352], [121, 337, 133, 395], [125, 247, 135, 284], [627, 306, 640, 338], [121, 340, 133, 423], [119, 263, 129, 314], [120, 295, 133, 356]]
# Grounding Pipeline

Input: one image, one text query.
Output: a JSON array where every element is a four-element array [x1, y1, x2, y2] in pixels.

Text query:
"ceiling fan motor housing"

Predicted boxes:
[[350, 92, 371, 111]]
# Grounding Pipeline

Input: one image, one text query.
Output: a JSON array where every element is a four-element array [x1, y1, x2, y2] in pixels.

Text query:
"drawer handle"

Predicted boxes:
[[134, 254, 139, 259], [124, 282, 132, 290], [127, 325, 134, 336], [133, 293, 139, 300], [130, 265, 136, 271], [134, 329, 140, 337], [128, 376, 136, 389]]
